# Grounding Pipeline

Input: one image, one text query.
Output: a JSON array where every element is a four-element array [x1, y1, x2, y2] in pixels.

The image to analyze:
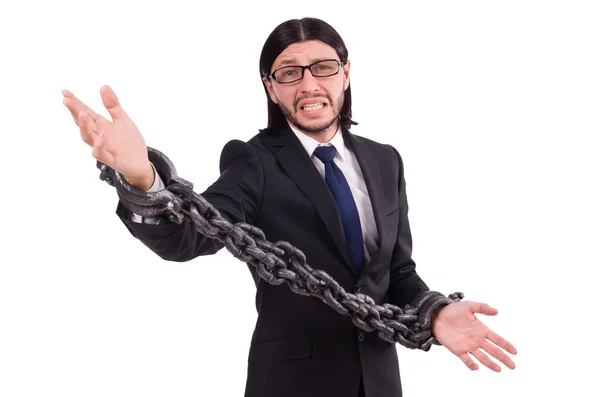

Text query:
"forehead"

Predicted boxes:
[[272, 40, 338, 68]]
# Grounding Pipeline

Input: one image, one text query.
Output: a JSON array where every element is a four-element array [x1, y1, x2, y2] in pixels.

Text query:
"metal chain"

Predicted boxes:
[[97, 147, 464, 351]]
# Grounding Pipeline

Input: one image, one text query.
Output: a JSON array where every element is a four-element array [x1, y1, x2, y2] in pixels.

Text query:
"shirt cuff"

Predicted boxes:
[[130, 163, 166, 224], [146, 163, 165, 192]]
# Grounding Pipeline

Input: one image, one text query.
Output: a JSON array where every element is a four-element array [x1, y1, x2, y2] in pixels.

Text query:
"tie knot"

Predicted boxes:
[[313, 145, 337, 164]]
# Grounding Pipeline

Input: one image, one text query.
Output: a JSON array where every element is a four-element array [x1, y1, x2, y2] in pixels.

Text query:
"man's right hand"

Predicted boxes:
[[62, 85, 155, 191]]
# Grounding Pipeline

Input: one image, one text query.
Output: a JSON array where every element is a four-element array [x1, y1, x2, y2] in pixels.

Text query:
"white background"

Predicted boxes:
[[1, 1, 598, 396]]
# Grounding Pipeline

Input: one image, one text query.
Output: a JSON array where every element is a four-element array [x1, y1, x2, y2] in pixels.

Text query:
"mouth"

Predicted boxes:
[[298, 100, 328, 113], [302, 102, 325, 111]]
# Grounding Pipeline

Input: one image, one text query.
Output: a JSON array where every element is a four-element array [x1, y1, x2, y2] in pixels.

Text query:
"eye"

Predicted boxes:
[[274, 67, 302, 82]]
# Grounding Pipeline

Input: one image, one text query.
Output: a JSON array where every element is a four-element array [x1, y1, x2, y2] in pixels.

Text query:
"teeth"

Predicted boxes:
[[302, 103, 324, 110]]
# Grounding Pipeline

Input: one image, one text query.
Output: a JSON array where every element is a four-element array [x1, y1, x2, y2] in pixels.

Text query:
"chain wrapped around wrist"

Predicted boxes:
[[97, 147, 464, 351]]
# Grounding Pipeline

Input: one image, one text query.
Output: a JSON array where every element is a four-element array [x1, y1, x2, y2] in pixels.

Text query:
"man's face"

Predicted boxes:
[[263, 40, 351, 137]]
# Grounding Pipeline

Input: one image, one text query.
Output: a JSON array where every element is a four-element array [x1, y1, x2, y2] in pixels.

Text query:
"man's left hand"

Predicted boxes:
[[431, 301, 517, 372]]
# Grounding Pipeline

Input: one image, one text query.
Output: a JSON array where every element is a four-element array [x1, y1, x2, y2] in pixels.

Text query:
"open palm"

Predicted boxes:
[[432, 301, 517, 372], [62, 85, 153, 189]]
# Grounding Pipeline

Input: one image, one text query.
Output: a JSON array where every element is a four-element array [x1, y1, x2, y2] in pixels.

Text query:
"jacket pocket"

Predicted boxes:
[[248, 334, 313, 363], [385, 207, 399, 229]]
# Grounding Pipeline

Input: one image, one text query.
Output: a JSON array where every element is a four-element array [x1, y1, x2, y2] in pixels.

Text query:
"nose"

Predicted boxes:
[[298, 68, 321, 93]]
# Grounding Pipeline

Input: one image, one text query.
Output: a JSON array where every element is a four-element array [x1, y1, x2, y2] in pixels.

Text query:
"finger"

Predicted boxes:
[[63, 97, 82, 125], [91, 129, 116, 166], [472, 349, 501, 372], [468, 301, 498, 316], [78, 110, 97, 146], [93, 115, 118, 150], [459, 353, 479, 371], [79, 110, 99, 134], [62, 91, 99, 117], [100, 85, 128, 121], [487, 330, 518, 355], [63, 96, 100, 127], [482, 340, 516, 370]]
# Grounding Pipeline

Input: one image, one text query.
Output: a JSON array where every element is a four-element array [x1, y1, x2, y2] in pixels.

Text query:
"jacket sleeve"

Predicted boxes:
[[115, 139, 264, 262], [387, 145, 429, 307]]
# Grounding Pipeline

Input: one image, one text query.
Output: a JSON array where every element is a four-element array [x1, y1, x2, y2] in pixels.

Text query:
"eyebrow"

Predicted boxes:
[[275, 57, 334, 68], [277, 58, 299, 67]]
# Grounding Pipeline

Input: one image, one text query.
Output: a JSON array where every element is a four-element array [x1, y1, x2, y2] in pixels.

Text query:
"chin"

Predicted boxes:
[[295, 116, 337, 134]]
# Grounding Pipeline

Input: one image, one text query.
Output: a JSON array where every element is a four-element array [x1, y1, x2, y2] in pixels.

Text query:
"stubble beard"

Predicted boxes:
[[279, 92, 345, 135]]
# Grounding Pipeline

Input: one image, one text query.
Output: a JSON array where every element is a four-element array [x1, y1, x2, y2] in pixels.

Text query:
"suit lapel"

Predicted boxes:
[[343, 132, 390, 273], [266, 125, 357, 276]]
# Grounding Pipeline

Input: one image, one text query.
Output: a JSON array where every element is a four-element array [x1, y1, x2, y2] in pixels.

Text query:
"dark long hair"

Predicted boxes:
[[258, 17, 358, 133]]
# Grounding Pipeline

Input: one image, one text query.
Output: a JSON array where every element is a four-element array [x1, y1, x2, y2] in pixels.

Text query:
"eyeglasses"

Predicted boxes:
[[268, 59, 346, 84]]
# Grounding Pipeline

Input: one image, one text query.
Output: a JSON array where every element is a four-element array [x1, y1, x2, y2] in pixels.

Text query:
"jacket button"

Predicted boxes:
[[358, 332, 364, 342]]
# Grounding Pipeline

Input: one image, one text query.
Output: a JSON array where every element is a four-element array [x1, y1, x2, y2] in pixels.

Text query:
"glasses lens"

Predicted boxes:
[[274, 67, 303, 83], [310, 60, 340, 77]]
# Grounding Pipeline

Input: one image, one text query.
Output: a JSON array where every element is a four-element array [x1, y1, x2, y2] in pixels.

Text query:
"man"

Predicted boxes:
[[63, 17, 517, 397]]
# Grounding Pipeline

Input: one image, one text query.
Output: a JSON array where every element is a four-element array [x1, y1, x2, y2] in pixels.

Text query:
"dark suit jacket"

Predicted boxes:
[[116, 124, 429, 397]]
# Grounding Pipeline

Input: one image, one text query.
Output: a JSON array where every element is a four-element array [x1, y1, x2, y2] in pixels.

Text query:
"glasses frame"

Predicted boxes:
[[268, 59, 346, 84]]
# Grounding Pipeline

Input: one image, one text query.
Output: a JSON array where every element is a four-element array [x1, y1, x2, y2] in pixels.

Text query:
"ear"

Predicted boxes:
[[343, 60, 351, 91], [263, 76, 279, 104]]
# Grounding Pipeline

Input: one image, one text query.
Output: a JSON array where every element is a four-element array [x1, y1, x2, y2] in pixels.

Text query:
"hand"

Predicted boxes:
[[62, 85, 154, 191], [431, 300, 517, 372]]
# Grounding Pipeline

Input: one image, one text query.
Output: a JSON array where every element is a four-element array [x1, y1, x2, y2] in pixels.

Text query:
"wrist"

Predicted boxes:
[[125, 162, 155, 191], [431, 306, 443, 333]]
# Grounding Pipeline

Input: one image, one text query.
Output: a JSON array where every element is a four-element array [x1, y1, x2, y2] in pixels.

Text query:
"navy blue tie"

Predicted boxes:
[[313, 145, 365, 274]]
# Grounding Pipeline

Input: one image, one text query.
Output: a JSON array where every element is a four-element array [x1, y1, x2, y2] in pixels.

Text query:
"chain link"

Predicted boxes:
[[97, 147, 463, 351]]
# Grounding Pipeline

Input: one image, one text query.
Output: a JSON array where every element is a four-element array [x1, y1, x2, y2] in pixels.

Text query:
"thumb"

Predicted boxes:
[[100, 85, 128, 121], [467, 301, 498, 316]]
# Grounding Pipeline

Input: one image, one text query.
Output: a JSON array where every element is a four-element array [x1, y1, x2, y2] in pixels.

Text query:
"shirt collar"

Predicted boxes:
[[288, 122, 347, 162]]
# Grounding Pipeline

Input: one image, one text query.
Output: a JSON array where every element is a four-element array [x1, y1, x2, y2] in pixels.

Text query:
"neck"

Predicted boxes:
[[291, 119, 339, 143]]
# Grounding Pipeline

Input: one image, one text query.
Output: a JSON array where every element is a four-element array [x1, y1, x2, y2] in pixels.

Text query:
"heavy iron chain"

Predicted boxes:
[[97, 147, 464, 351]]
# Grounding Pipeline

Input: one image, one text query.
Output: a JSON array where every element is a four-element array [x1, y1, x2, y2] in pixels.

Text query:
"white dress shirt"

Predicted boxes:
[[288, 124, 379, 263], [132, 123, 379, 263]]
